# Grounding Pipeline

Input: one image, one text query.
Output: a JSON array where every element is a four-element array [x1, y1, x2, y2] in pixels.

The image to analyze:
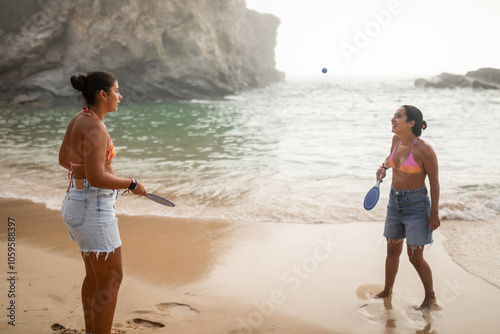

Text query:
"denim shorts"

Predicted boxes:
[[383, 187, 432, 246], [61, 179, 121, 257]]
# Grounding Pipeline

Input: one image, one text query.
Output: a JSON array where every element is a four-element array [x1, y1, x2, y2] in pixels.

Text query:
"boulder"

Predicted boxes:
[[465, 68, 500, 88], [414, 68, 499, 90]]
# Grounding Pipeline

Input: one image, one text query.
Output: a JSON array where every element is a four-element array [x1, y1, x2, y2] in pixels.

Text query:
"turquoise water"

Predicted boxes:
[[1, 76, 499, 223]]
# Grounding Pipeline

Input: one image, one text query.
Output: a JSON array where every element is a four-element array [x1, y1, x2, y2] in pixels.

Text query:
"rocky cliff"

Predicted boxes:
[[0, 0, 284, 104], [415, 68, 500, 90]]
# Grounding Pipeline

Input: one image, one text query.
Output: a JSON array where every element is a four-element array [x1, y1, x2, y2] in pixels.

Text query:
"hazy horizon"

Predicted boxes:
[[246, 0, 500, 77]]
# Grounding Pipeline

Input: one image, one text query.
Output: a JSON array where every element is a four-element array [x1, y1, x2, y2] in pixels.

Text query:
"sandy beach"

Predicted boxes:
[[1, 198, 500, 334]]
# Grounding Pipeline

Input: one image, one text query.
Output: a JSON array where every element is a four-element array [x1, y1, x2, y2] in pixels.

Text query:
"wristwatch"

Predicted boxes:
[[128, 178, 138, 191]]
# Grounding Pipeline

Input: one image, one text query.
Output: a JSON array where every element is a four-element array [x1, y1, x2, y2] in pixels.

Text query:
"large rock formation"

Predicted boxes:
[[0, 0, 284, 104], [465, 68, 500, 88], [415, 68, 500, 90]]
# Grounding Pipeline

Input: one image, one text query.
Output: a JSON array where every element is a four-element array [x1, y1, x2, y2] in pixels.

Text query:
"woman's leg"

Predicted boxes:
[[82, 253, 97, 333], [376, 239, 404, 298], [407, 245, 436, 308], [86, 247, 123, 334]]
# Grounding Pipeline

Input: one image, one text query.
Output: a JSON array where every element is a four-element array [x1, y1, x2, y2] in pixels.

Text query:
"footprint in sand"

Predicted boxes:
[[51, 323, 126, 333], [128, 302, 199, 330], [155, 302, 199, 318], [50, 323, 86, 333], [128, 318, 165, 329]]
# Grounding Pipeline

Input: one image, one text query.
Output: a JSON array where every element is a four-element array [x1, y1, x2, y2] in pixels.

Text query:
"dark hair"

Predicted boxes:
[[402, 105, 427, 137], [70, 71, 117, 106]]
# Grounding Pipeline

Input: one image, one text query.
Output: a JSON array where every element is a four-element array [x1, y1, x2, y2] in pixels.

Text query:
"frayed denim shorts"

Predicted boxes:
[[61, 179, 121, 257], [383, 187, 432, 246]]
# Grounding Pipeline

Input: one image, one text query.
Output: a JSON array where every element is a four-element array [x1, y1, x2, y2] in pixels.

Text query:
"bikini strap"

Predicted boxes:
[[81, 107, 91, 116], [410, 137, 421, 153], [66, 162, 84, 192], [66, 163, 74, 192]]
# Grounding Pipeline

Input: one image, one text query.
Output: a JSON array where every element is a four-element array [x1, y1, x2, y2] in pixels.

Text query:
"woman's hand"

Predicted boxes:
[[132, 181, 148, 196], [377, 167, 387, 181], [428, 212, 440, 232]]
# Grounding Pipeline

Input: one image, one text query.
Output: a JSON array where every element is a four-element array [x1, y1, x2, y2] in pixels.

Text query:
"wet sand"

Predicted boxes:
[[1, 198, 500, 333]]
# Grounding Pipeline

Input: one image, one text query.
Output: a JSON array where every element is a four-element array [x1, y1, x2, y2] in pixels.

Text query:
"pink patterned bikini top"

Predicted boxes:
[[389, 137, 421, 174]]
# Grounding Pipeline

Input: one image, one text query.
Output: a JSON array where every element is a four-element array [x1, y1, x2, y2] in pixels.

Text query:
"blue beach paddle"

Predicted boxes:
[[363, 175, 382, 211], [146, 193, 175, 207]]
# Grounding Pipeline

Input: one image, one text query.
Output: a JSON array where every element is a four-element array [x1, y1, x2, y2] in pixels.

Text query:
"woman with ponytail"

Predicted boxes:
[[374, 105, 440, 309]]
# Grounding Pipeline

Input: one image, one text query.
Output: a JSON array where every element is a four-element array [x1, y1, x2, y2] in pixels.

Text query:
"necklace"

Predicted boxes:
[[399, 137, 416, 148], [87, 108, 101, 120]]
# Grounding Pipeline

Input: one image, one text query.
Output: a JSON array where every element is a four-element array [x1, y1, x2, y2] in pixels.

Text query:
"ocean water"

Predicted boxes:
[[1, 76, 499, 224]]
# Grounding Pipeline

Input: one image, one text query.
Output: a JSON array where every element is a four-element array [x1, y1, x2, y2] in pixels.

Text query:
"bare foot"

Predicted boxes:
[[419, 292, 437, 309], [373, 288, 392, 299]]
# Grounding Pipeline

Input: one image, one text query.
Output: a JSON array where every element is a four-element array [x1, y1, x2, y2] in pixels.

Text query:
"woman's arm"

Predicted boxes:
[[59, 118, 76, 169], [423, 143, 440, 231], [59, 137, 70, 169], [377, 135, 399, 181]]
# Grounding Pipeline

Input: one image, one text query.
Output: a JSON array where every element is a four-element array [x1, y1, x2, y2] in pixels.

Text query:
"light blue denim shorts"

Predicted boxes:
[[383, 187, 432, 246], [61, 179, 121, 256]]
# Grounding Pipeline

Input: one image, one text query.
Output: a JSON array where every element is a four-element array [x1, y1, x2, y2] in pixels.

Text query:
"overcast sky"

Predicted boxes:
[[246, 0, 500, 77]]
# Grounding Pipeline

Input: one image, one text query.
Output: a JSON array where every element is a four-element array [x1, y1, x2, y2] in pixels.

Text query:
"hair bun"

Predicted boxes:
[[422, 120, 427, 130], [70, 74, 86, 92]]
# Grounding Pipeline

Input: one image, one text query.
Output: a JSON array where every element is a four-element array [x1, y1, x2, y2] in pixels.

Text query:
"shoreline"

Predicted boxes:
[[1, 197, 500, 333]]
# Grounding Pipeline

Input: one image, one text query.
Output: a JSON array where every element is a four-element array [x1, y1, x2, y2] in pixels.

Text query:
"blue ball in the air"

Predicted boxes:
[[322, 68, 327, 73]]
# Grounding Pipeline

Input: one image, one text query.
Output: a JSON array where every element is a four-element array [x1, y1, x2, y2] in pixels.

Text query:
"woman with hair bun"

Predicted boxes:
[[374, 105, 440, 309], [59, 71, 147, 334]]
